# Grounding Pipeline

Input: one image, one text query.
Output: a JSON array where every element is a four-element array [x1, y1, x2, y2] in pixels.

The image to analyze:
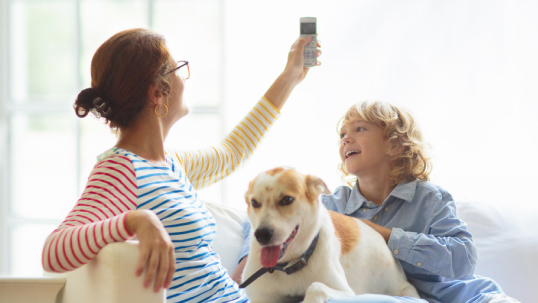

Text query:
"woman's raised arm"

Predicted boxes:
[[174, 37, 321, 189], [264, 36, 319, 110]]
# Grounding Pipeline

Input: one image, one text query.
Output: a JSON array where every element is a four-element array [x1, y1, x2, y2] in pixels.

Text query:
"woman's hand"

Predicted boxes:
[[361, 219, 392, 243], [283, 36, 322, 85], [264, 36, 322, 110], [125, 209, 175, 292]]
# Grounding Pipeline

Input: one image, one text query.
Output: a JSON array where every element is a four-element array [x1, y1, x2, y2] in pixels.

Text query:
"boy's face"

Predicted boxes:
[[339, 115, 393, 177]]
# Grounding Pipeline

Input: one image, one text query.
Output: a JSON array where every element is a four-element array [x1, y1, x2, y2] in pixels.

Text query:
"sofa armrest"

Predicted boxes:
[[50, 202, 246, 303], [54, 241, 165, 303]]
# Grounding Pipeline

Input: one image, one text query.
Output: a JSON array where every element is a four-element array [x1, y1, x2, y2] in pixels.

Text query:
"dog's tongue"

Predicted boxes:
[[260, 245, 282, 268]]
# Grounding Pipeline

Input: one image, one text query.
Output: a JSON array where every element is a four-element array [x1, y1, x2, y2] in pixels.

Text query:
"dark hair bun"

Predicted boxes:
[[74, 87, 112, 119]]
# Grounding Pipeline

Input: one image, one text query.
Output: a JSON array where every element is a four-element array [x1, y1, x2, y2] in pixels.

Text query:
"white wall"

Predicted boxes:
[[219, 0, 538, 209]]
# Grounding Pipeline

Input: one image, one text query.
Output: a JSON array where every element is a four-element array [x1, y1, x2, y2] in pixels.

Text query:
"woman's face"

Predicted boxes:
[[166, 59, 189, 123]]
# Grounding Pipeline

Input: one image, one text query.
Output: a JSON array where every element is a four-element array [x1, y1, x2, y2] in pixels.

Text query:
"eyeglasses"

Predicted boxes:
[[165, 60, 190, 80]]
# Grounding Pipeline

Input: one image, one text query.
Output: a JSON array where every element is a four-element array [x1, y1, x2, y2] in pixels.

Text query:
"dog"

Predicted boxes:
[[241, 167, 420, 303]]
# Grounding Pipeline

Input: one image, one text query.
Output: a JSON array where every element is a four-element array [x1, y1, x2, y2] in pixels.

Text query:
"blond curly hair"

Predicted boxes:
[[337, 101, 432, 186]]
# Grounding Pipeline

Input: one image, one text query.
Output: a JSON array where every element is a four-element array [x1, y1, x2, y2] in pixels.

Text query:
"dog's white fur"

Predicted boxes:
[[242, 168, 420, 303]]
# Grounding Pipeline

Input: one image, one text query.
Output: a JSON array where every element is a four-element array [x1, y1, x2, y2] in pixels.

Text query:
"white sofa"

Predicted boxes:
[[1, 201, 535, 303], [456, 200, 537, 303]]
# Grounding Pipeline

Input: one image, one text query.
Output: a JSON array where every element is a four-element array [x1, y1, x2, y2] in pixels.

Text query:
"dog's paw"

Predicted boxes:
[[303, 282, 332, 303], [303, 281, 356, 303]]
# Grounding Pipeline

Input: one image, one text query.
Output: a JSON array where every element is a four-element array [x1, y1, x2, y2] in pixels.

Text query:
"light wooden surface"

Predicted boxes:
[[0, 277, 65, 303]]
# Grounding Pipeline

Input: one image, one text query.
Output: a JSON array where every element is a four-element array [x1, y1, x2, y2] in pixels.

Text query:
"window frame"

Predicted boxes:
[[1, 0, 9, 277]]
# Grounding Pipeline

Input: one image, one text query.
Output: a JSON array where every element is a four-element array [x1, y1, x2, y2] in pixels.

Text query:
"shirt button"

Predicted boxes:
[[366, 203, 370, 207], [384, 207, 389, 211], [393, 249, 399, 255], [362, 208, 366, 212], [417, 262, 422, 267], [374, 215, 378, 221]]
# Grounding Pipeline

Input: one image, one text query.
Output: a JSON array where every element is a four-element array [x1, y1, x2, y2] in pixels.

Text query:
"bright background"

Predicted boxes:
[[0, 0, 537, 278]]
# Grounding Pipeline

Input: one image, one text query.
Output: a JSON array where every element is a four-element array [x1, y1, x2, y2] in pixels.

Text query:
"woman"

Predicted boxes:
[[42, 28, 320, 302]]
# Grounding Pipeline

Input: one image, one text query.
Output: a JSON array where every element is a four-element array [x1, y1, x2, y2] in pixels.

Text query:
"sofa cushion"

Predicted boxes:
[[456, 200, 538, 303], [205, 202, 248, 276]]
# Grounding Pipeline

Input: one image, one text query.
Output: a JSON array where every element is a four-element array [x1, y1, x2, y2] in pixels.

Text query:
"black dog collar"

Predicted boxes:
[[239, 232, 320, 289]]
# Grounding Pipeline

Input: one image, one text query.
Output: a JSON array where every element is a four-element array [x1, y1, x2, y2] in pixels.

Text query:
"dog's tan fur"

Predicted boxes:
[[266, 167, 286, 176], [329, 211, 360, 255]]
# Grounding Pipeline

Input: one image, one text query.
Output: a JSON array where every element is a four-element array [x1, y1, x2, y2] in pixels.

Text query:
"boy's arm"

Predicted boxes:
[[231, 219, 252, 284], [232, 256, 248, 285], [387, 191, 477, 280]]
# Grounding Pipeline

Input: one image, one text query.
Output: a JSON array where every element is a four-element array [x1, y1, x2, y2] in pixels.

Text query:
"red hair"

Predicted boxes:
[[74, 28, 173, 130]]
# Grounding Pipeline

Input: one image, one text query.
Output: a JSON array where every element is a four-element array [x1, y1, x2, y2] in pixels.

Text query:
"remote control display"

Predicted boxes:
[[300, 17, 317, 68], [301, 23, 316, 35]]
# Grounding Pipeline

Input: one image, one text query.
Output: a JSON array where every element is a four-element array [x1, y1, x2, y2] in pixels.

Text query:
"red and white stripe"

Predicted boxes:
[[42, 156, 136, 272]]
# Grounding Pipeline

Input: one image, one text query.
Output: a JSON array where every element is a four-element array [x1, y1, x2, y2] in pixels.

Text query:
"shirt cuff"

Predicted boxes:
[[388, 227, 443, 275], [261, 96, 281, 114], [388, 227, 411, 260]]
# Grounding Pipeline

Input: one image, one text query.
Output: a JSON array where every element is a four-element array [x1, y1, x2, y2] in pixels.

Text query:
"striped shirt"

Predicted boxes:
[[42, 97, 280, 302]]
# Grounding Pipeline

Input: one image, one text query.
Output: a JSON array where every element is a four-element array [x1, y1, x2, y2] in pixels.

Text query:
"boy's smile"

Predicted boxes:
[[339, 116, 393, 177], [344, 149, 361, 159]]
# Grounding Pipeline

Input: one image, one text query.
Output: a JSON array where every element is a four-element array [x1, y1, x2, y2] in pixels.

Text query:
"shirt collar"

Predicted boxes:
[[389, 179, 417, 203], [344, 183, 367, 214], [344, 179, 417, 214]]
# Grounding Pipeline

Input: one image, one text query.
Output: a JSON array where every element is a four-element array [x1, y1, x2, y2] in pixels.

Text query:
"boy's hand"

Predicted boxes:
[[232, 255, 248, 285], [361, 219, 392, 243]]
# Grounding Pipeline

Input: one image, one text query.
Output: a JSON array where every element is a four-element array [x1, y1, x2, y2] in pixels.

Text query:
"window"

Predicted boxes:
[[1, 0, 223, 276]]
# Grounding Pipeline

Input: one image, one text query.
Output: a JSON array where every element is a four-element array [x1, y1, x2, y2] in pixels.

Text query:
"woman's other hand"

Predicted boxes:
[[284, 36, 322, 85], [125, 209, 175, 292]]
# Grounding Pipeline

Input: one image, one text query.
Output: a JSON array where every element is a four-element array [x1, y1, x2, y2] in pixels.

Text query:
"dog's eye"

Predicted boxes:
[[279, 196, 294, 206], [251, 199, 261, 208]]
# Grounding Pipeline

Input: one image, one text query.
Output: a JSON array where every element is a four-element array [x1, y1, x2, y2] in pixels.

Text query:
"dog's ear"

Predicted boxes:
[[305, 174, 331, 203], [244, 181, 253, 205]]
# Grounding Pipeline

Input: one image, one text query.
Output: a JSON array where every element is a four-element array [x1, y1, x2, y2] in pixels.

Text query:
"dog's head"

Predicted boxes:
[[244, 167, 330, 268]]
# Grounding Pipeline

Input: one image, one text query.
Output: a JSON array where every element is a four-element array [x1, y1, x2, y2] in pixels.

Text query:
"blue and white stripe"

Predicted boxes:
[[112, 148, 247, 303]]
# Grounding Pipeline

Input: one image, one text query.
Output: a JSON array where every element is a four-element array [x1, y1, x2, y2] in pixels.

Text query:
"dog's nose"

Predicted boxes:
[[254, 227, 273, 245]]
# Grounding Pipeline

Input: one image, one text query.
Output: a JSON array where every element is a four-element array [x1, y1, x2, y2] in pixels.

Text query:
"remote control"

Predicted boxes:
[[300, 17, 317, 67]]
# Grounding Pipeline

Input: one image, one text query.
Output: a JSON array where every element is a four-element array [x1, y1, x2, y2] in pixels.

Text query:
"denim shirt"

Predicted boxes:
[[239, 179, 505, 303]]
